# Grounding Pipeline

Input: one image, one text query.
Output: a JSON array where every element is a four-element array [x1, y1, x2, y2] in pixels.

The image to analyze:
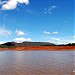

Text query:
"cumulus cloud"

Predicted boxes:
[[15, 29, 25, 36], [14, 37, 32, 43], [0, 41, 6, 44], [43, 31, 51, 35], [0, 28, 11, 36], [49, 37, 75, 44], [1, 0, 29, 10], [49, 38, 67, 44], [53, 31, 58, 34]]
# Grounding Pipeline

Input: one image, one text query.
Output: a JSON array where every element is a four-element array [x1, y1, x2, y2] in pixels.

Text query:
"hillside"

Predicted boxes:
[[0, 42, 55, 48], [0, 41, 75, 49]]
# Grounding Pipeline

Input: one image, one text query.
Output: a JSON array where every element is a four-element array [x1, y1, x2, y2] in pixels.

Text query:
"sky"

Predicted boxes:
[[0, 0, 74, 44]]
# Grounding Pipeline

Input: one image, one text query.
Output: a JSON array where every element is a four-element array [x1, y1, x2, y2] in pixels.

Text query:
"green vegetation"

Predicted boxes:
[[0, 45, 15, 48], [67, 43, 75, 46], [0, 42, 75, 48]]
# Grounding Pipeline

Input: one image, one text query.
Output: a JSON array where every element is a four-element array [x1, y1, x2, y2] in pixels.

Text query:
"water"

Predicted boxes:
[[0, 50, 75, 75]]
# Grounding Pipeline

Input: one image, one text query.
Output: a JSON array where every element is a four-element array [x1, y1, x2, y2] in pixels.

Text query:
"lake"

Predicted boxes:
[[0, 50, 75, 75]]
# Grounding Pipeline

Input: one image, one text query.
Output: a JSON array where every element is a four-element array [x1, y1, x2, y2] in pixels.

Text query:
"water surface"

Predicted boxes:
[[0, 50, 75, 75]]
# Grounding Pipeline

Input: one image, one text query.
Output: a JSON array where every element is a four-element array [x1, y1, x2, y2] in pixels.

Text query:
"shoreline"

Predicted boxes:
[[0, 46, 75, 51]]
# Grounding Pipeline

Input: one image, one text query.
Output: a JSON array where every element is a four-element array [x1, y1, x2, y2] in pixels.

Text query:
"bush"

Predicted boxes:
[[0, 45, 15, 48]]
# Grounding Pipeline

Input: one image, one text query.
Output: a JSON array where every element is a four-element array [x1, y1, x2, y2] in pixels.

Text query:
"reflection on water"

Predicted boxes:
[[0, 50, 75, 75]]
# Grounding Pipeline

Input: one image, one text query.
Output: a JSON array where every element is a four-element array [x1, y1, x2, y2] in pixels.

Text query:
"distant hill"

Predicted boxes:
[[16, 42, 55, 46], [2, 42, 16, 46], [0, 42, 75, 48], [0, 42, 16, 48], [0, 41, 55, 48]]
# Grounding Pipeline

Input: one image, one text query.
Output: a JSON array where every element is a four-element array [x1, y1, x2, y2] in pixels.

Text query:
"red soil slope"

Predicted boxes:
[[0, 46, 75, 51]]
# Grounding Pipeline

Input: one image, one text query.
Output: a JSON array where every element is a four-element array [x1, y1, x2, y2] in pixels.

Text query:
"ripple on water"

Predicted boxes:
[[0, 51, 75, 75]]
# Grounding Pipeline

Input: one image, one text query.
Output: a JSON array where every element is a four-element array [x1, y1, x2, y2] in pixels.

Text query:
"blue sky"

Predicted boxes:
[[0, 0, 74, 44]]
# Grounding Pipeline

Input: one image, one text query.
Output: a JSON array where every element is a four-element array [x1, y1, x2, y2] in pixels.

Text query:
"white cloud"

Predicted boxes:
[[49, 38, 60, 44], [49, 38, 67, 44], [53, 31, 58, 34], [14, 37, 32, 43], [43, 31, 58, 35], [74, 36, 75, 38], [69, 40, 75, 43], [70, 35, 75, 38], [49, 37, 75, 44], [44, 5, 56, 14], [48, 6, 56, 14], [15, 29, 25, 36], [42, 34, 74, 44], [1, 0, 29, 10], [25, 9, 37, 15], [0, 41, 6, 44], [43, 31, 51, 35], [51, 38, 60, 41], [0, 28, 11, 36]]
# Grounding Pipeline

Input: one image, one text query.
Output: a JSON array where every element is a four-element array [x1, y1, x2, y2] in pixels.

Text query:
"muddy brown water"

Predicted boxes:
[[0, 50, 75, 75]]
